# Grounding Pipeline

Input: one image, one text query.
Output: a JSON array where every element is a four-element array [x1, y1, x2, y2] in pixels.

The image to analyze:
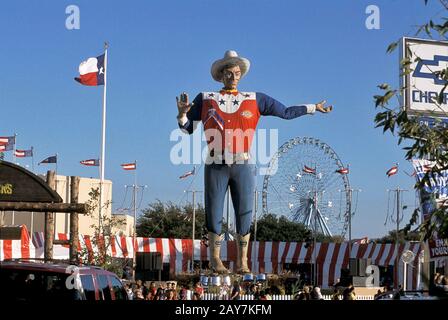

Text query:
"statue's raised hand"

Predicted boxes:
[[176, 92, 192, 115]]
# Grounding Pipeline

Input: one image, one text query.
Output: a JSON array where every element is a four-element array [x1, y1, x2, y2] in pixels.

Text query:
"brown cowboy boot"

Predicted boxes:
[[209, 232, 229, 274], [236, 233, 251, 274]]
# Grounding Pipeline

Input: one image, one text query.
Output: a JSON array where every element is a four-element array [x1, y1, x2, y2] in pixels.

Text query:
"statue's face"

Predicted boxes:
[[222, 65, 241, 90]]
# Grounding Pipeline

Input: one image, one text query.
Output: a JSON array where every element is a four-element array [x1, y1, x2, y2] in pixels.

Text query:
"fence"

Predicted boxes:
[[201, 293, 374, 300]]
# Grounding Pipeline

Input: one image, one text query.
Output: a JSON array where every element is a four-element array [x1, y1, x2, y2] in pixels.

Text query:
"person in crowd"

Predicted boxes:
[[230, 280, 241, 300], [296, 286, 311, 300], [311, 286, 324, 300]]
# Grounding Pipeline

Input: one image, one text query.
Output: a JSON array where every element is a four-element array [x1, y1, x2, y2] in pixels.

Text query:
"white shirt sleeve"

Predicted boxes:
[[305, 104, 316, 114], [177, 114, 189, 126]]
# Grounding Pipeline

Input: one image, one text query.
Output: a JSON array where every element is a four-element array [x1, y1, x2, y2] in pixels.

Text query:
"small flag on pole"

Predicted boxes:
[[121, 162, 136, 170], [0, 136, 15, 146], [336, 167, 349, 174], [0, 136, 15, 151], [80, 159, 100, 166], [351, 237, 369, 244], [74, 54, 105, 86], [39, 155, 57, 165], [386, 164, 398, 177], [0, 145, 13, 152], [179, 166, 196, 179], [15, 148, 33, 158], [303, 165, 316, 174]]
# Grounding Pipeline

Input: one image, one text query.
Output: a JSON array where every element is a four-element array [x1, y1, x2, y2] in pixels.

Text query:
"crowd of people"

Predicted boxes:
[[121, 278, 362, 300]]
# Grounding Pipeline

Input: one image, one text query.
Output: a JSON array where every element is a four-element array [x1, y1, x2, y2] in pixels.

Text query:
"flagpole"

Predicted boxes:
[[55, 153, 58, 176], [11, 134, 16, 225], [99, 41, 109, 231], [133, 160, 137, 238], [133, 160, 137, 280], [31, 147, 34, 172], [55, 153, 58, 191], [13, 133, 17, 164]]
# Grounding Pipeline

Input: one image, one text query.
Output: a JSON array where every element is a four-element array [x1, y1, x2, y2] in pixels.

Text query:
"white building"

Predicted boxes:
[[0, 174, 134, 236]]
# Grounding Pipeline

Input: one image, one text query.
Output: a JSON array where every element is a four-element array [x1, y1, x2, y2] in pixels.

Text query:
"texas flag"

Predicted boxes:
[[74, 54, 105, 86]]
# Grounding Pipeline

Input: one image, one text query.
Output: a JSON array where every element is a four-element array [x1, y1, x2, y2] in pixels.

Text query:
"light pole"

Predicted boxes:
[[125, 183, 147, 280], [387, 187, 408, 289], [185, 190, 202, 272], [343, 188, 361, 261]]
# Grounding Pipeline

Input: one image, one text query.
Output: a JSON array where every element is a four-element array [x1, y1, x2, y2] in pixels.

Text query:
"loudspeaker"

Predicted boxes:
[[147, 252, 162, 270], [358, 258, 372, 276], [0, 226, 22, 240], [352, 276, 368, 287], [349, 258, 358, 276], [144, 253, 152, 268], [136, 252, 162, 271]]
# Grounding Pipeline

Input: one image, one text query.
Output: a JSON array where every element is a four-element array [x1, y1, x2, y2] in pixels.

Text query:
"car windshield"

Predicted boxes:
[[0, 268, 82, 301]]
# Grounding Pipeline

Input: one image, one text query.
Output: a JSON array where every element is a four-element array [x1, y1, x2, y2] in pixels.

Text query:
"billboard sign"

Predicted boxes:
[[412, 159, 448, 221], [401, 37, 448, 118]]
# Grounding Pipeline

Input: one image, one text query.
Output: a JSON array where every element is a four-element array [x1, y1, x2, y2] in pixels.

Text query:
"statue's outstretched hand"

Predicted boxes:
[[315, 100, 333, 113], [176, 92, 192, 115]]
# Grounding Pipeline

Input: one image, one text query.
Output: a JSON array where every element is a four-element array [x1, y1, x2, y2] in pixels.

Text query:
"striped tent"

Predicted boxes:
[[0, 228, 423, 290]]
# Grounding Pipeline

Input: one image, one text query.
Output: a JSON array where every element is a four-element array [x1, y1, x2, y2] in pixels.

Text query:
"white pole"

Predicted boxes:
[[99, 42, 109, 231], [133, 162, 137, 280], [403, 262, 407, 291], [12, 133, 17, 225], [31, 146, 34, 172], [192, 190, 196, 272], [253, 189, 258, 273], [13, 133, 17, 164]]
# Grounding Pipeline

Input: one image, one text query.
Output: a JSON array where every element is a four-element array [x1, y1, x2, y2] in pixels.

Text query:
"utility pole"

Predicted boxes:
[[344, 188, 361, 261], [185, 190, 202, 272], [313, 190, 318, 287], [388, 187, 408, 289], [348, 189, 352, 260], [125, 182, 147, 280]]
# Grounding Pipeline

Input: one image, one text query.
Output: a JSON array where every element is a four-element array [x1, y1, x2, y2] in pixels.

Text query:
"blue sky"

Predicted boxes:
[[0, 0, 441, 238]]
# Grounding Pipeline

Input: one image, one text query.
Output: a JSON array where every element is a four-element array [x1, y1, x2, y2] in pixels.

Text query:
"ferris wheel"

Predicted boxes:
[[261, 137, 351, 237]]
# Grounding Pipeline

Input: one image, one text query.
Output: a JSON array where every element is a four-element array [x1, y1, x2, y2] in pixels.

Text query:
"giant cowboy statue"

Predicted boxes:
[[176, 50, 332, 274]]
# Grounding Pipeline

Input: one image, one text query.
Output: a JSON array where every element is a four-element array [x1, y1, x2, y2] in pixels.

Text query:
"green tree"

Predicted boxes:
[[137, 200, 207, 239], [250, 213, 343, 242], [137, 201, 346, 242], [374, 0, 448, 240], [372, 230, 421, 244], [80, 187, 127, 277]]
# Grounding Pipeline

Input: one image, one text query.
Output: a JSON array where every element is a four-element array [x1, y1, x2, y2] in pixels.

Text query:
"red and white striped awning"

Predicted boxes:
[[0, 227, 423, 290]]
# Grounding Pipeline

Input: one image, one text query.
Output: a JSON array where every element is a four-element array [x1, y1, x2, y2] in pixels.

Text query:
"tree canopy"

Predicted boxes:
[[374, 0, 448, 240], [137, 202, 344, 242]]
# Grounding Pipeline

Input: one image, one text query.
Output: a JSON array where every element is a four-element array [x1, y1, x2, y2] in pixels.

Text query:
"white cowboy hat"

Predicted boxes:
[[210, 50, 251, 82]]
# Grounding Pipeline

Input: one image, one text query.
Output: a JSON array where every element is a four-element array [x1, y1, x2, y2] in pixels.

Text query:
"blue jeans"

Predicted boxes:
[[204, 162, 256, 235]]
